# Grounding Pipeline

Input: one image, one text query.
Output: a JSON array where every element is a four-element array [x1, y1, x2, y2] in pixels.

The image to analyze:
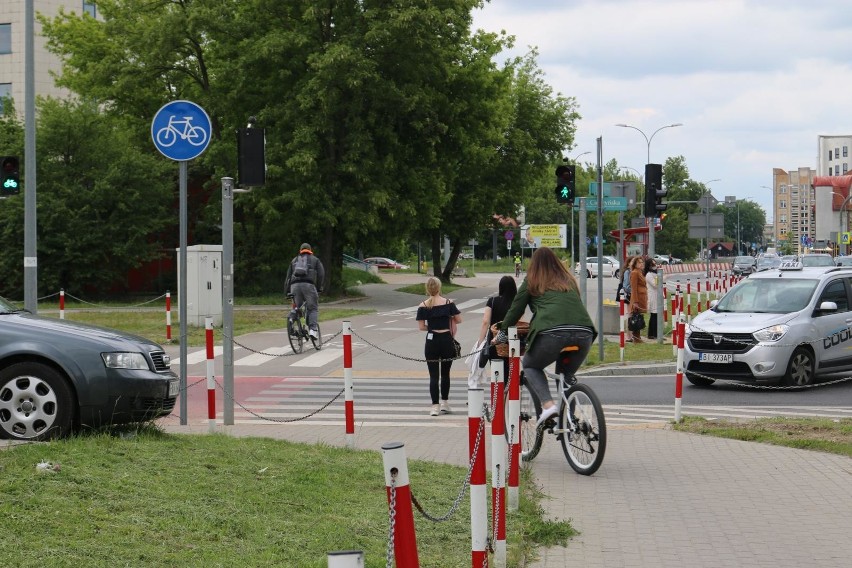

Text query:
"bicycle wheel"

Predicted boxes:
[[558, 383, 606, 475], [288, 315, 304, 354], [503, 378, 543, 462], [310, 322, 323, 350]]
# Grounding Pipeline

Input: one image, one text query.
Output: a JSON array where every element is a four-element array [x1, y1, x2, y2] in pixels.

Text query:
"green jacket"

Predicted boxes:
[[500, 280, 595, 350]]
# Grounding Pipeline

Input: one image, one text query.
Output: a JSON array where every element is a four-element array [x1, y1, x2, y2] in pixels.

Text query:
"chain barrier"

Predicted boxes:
[[350, 328, 488, 364], [62, 291, 168, 309], [683, 368, 852, 390], [386, 472, 397, 568], [221, 328, 344, 358], [214, 378, 344, 423], [410, 406, 486, 523]]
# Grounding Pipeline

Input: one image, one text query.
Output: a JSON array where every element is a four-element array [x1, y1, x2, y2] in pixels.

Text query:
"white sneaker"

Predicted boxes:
[[309, 328, 319, 339], [440, 401, 452, 414], [430, 404, 440, 416], [536, 405, 559, 427]]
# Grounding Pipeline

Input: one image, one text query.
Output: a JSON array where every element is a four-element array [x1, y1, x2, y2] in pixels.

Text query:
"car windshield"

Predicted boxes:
[[734, 256, 753, 264], [756, 257, 781, 270], [801, 255, 834, 267], [715, 278, 818, 313]]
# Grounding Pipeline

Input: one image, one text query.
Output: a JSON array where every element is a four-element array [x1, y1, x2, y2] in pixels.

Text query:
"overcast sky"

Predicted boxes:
[[472, 0, 852, 222]]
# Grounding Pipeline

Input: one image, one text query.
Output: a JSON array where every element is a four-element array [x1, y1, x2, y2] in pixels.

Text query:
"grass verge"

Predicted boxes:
[[672, 416, 852, 458], [0, 427, 573, 567]]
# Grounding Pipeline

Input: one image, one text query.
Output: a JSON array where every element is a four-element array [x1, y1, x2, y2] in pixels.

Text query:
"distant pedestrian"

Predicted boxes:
[[476, 275, 518, 383], [617, 256, 635, 303], [628, 257, 648, 343], [644, 257, 659, 340], [416, 277, 462, 416]]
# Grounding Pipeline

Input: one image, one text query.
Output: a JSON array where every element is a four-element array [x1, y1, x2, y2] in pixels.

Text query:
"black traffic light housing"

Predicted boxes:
[[1, 156, 20, 196], [555, 164, 576, 205], [237, 124, 266, 187], [644, 163, 666, 217]]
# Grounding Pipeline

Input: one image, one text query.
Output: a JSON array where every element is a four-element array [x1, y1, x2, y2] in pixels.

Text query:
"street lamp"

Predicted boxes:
[[615, 122, 683, 163]]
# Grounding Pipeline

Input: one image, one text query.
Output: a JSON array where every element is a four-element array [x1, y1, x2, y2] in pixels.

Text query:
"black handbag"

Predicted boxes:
[[452, 338, 462, 358], [628, 312, 646, 332]]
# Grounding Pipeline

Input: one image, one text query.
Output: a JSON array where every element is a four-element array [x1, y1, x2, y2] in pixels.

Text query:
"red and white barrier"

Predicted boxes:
[[674, 312, 686, 422], [490, 361, 507, 567], [59, 288, 65, 320], [205, 316, 215, 433], [381, 442, 419, 567], [663, 285, 668, 323], [165, 291, 172, 340], [468, 388, 487, 568], [507, 327, 521, 511], [672, 284, 681, 355], [686, 279, 692, 323], [343, 321, 354, 448]]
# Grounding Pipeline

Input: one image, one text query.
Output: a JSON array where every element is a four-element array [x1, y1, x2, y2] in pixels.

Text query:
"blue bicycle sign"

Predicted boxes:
[[151, 100, 212, 161]]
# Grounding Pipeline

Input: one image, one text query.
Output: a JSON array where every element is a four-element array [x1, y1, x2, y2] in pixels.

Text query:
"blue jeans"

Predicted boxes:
[[521, 329, 594, 406]]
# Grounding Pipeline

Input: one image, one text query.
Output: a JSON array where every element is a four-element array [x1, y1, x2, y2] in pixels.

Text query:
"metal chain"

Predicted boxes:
[[213, 378, 344, 423], [683, 368, 852, 390], [411, 408, 486, 522], [386, 472, 397, 568], [222, 328, 343, 358], [63, 291, 168, 309], [350, 328, 488, 364]]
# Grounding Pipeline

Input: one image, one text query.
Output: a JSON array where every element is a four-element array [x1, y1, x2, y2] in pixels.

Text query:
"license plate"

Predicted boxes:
[[699, 352, 733, 363], [168, 379, 179, 397]]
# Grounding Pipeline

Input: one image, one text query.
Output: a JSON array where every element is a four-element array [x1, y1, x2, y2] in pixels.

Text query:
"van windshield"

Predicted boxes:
[[715, 278, 818, 313]]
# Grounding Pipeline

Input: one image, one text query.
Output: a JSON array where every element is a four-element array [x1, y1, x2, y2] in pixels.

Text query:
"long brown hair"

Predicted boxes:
[[526, 247, 578, 296]]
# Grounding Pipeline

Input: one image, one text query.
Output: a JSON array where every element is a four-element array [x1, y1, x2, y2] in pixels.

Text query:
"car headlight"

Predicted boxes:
[[753, 324, 789, 343], [102, 352, 150, 370]]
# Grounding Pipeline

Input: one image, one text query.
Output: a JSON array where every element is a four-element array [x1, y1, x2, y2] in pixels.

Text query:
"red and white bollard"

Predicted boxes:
[[59, 288, 65, 320], [468, 388, 488, 568], [507, 327, 521, 511], [490, 361, 507, 567], [381, 442, 419, 567], [686, 279, 692, 323], [696, 280, 702, 313], [663, 285, 669, 323], [619, 290, 626, 359], [205, 316, 215, 433], [342, 321, 354, 448], [165, 290, 172, 340], [672, 284, 681, 355], [674, 312, 686, 422]]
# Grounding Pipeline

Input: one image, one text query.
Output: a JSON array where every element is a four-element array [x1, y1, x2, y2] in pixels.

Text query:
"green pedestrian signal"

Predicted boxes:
[[1, 156, 20, 196], [555, 164, 575, 205]]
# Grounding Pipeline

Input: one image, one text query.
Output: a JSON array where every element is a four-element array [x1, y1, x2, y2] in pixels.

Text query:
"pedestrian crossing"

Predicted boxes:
[[205, 376, 852, 428]]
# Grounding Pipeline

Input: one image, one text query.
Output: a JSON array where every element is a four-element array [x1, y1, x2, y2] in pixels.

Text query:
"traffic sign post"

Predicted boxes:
[[152, 100, 212, 426]]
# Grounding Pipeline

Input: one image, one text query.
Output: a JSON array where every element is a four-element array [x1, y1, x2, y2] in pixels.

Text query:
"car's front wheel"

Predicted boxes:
[[0, 362, 75, 441], [783, 347, 815, 387]]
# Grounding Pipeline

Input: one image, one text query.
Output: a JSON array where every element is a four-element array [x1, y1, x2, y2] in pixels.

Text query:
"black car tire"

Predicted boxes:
[[782, 346, 815, 387], [0, 362, 76, 441]]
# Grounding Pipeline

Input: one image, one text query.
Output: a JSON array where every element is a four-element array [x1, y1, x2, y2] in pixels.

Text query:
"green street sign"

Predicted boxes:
[[602, 196, 627, 211]]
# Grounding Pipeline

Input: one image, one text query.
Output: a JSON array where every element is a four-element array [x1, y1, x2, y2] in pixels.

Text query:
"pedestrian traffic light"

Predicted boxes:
[[644, 163, 666, 217], [555, 164, 575, 205], [237, 126, 266, 187], [0, 156, 20, 196]]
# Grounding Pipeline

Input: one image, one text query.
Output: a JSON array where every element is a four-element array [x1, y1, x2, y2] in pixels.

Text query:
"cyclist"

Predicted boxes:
[[285, 242, 325, 339], [493, 246, 596, 426], [513, 252, 522, 277]]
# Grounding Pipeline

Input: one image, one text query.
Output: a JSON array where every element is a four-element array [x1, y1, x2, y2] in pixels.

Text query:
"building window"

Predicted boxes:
[[0, 83, 10, 112], [0, 24, 11, 54], [780, 200, 787, 209], [836, 165, 840, 175], [83, 1, 97, 18], [835, 148, 840, 159], [844, 163, 849, 174], [828, 151, 833, 162], [844, 146, 849, 157]]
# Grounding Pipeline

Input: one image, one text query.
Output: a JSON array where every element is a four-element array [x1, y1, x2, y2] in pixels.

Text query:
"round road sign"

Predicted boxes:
[[151, 100, 212, 161]]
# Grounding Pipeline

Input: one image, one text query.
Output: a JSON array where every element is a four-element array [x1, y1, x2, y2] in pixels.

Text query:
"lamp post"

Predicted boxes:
[[569, 151, 591, 264]]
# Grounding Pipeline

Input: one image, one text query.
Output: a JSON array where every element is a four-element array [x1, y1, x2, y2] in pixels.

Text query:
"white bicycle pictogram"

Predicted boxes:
[[155, 115, 208, 148]]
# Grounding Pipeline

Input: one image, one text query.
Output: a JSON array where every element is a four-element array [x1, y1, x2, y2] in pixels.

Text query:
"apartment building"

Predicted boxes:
[[818, 135, 852, 178], [0, 1, 94, 114], [772, 167, 816, 252]]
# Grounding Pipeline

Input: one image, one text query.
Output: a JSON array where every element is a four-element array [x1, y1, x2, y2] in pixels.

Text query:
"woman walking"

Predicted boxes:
[[644, 257, 659, 340], [628, 256, 648, 343], [476, 275, 518, 382], [416, 277, 462, 416]]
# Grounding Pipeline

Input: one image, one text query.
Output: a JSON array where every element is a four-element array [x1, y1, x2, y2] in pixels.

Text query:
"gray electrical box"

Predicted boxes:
[[176, 244, 223, 326]]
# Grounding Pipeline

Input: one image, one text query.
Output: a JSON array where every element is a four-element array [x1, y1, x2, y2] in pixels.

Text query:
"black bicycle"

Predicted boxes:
[[504, 345, 606, 475], [287, 295, 322, 353]]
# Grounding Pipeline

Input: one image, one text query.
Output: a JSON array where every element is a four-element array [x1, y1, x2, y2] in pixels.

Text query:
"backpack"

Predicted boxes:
[[293, 254, 309, 278]]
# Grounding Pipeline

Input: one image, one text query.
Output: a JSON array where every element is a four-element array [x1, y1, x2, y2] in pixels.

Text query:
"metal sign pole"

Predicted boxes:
[[222, 177, 235, 425], [596, 137, 604, 361], [179, 161, 188, 424]]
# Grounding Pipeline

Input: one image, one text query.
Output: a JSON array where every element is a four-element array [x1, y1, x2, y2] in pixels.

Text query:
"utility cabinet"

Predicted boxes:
[[176, 245, 223, 326]]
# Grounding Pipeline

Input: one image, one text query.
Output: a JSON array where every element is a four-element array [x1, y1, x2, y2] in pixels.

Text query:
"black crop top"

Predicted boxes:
[[416, 300, 460, 332]]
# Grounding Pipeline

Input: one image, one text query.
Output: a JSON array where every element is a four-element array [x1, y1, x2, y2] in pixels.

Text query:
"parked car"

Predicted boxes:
[[755, 255, 782, 272], [0, 295, 178, 441], [731, 256, 757, 276], [364, 257, 410, 270], [575, 256, 620, 278], [653, 254, 682, 265], [799, 253, 834, 267], [684, 263, 852, 386]]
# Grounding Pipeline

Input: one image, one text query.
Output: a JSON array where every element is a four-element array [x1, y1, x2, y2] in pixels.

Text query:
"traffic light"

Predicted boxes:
[[237, 127, 266, 187], [644, 163, 666, 217], [1, 156, 20, 196], [555, 164, 575, 205]]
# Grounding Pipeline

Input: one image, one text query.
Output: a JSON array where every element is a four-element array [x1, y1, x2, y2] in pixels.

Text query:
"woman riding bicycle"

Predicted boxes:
[[493, 247, 597, 426]]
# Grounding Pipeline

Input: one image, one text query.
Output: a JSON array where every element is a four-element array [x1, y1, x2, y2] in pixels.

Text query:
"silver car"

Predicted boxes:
[[684, 263, 852, 386]]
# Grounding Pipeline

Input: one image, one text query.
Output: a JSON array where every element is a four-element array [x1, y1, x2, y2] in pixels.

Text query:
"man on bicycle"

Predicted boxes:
[[493, 247, 596, 426], [285, 242, 325, 339]]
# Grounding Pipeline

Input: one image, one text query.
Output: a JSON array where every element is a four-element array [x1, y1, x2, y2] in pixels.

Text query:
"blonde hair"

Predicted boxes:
[[424, 276, 441, 307], [526, 247, 578, 296]]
